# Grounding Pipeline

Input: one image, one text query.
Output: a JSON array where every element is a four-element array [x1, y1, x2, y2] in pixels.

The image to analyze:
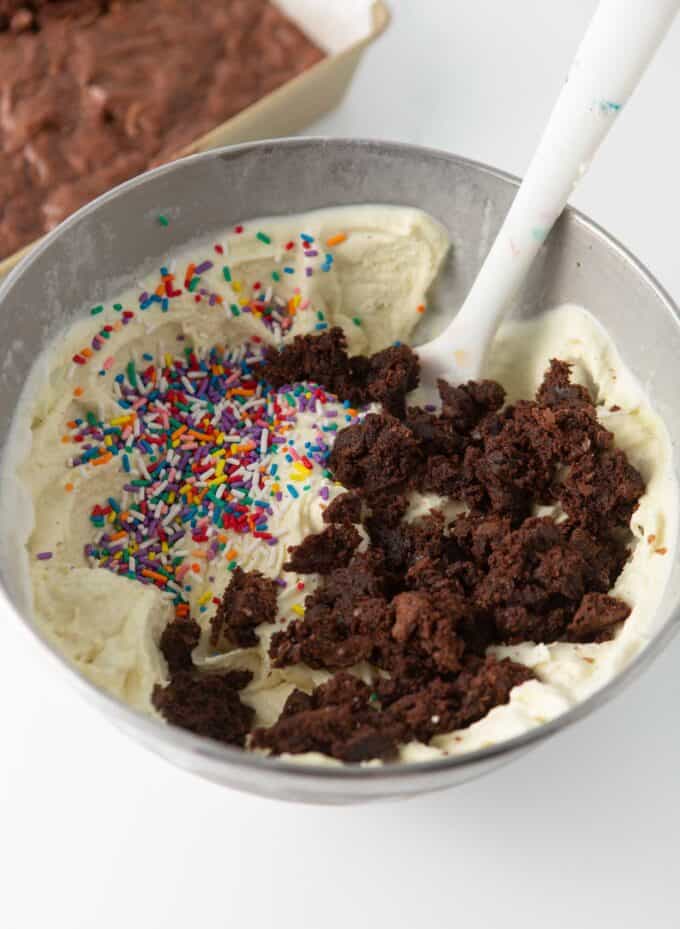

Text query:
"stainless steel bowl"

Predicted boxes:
[[1, 139, 679, 804]]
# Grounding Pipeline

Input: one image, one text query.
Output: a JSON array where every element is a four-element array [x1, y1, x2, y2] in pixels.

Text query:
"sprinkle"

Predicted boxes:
[[286, 484, 299, 499], [326, 233, 347, 247], [36, 552, 53, 560], [157, 214, 170, 227], [223, 266, 232, 282], [292, 604, 304, 616], [416, 304, 426, 314], [352, 317, 362, 326], [90, 305, 104, 316], [256, 232, 272, 245]]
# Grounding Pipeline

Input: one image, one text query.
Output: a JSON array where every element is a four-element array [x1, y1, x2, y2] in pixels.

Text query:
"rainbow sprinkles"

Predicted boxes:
[[59, 222, 374, 619], [67, 339, 360, 618]]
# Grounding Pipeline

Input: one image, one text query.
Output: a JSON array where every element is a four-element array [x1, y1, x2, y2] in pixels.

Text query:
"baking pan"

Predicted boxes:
[[0, 0, 390, 278]]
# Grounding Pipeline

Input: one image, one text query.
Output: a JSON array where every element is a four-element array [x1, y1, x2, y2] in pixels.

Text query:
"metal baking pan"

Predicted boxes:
[[0, 0, 390, 278]]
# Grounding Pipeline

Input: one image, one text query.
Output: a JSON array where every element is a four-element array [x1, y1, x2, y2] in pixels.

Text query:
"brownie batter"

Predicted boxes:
[[152, 330, 645, 762], [0, 0, 324, 258]]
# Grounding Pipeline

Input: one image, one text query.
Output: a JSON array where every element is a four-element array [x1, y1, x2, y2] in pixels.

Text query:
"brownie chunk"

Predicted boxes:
[[152, 669, 254, 747], [391, 589, 466, 674], [322, 491, 362, 525], [566, 592, 631, 642], [438, 378, 506, 430], [367, 344, 420, 418], [251, 673, 400, 763], [452, 655, 534, 729], [329, 412, 422, 495], [536, 359, 592, 408], [283, 523, 362, 575], [210, 567, 278, 648], [260, 328, 420, 418], [260, 327, 369, 405], [558, 448, 645, 533], [159, 617, 201, 673], [252, 655, 532, 762]]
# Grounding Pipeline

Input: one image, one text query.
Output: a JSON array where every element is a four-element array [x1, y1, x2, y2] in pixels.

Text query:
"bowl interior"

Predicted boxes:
[[1, 139, 679, 802]]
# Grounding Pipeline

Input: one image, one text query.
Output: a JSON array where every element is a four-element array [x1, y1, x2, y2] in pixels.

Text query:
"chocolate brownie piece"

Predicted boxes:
[[367, 344, 420, 419], [261, 328, 420, 417], [391, 589, 466, 674], [152, 669, 253, 747], [536, 359, 593, 408], [159, 617, 201, 673], [270, 549, 392, 670], [283, 523, 362, 575], [210, 566, 278, 648], [438, 377, 506, 430], [251, 673, 400, 763], [261, 327, 369, 405], [558, 448, 645, 533], [451, 655, 534, 729], [322, 491, 362, 525], [565, 592, 631, 642], [253, 655, 533, 762], [329, 412, 422, 495]]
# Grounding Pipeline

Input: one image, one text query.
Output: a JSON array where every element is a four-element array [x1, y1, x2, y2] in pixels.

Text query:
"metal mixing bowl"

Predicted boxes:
[[1, 139, 679, 804]]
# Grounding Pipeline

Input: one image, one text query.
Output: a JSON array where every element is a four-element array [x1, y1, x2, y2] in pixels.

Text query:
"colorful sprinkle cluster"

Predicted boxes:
[[64, 341, 360, 616], [41, 221, 429, 602]]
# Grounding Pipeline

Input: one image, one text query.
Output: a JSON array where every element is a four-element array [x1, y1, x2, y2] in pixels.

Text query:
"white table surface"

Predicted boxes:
[[2, 2, 680, 926]]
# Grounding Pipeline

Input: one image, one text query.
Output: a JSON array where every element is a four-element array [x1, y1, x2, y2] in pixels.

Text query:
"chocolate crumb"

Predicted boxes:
[[284, 523, 362, 575], [152, 669, 254, 747], [322, 491, 362, 525], [210, 567, 278, 649], [565, 592, 630, 642], [159, 617, 201, 673], [328, 412, 422, 495]]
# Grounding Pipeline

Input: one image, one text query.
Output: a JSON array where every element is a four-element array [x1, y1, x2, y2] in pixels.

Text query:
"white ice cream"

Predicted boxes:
[[1, 206, 675, 765]]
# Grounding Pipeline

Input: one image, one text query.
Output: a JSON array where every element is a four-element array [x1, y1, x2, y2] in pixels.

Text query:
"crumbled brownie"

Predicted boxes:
[[260, 327, 421, 418], [451, 655, 535, 729], [159, 617, 201, 673], [152, 669, 254, 747], [260, 328, 369, 405], [536, 359, 592, 408], [251, 673, 400, 762], [283, 523, 362, 575], [367, 344, 420, 418], [322, 491, 362, 525], [558, 448, 646, 533], [252, 655, 532, 762], [270, 549, 392, 670], [329, 412, 422, 495], [210, 566, 278, 649], [566, 592, 631, 642], [163, 344, 646, 763], [438, 378, 506, 430], [391, 589, 466, 674]]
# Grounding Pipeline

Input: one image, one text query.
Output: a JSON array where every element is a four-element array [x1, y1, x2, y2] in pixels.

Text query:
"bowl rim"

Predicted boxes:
[[2, 135, 679, 783]]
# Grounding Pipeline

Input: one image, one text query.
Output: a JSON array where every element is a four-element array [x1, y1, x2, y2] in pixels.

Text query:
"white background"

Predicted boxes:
[[2, 2, 680, 926]]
